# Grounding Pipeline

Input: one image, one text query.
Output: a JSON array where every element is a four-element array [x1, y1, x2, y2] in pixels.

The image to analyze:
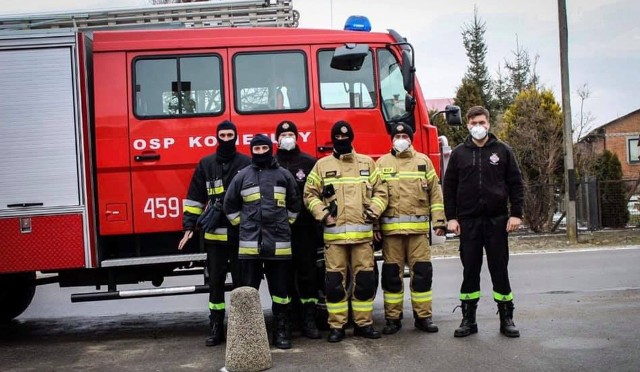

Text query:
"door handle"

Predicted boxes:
[[134, 154, 160, 162], [7, 202, 43, 208]]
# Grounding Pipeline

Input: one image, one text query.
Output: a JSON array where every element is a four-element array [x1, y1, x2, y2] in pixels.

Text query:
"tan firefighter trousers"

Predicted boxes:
[[324, 242, 376, 329], [382, 234, 433, 319]]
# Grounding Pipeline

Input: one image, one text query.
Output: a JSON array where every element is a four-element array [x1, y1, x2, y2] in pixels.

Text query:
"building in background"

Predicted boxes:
[[578, 108, 640, 180]]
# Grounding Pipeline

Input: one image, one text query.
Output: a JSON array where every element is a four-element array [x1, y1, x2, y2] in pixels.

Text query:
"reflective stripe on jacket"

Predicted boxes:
[[223, 159, 301, 260], [376, 147, 445, 235], [182, 152, 251, 244], [304, 151, 388, 244]]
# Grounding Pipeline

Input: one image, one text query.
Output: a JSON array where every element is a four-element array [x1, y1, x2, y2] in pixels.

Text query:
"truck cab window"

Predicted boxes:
[[318, 49, 376, 109], [378, 49, 408, 120], [133, 55, 222, 118], [233, 51, 308, 113]]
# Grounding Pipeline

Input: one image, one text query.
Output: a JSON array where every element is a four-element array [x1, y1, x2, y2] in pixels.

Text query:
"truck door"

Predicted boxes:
[[311, 45, 389, 159], [127, 50, 230, 233], [227, 46, 316, 156]]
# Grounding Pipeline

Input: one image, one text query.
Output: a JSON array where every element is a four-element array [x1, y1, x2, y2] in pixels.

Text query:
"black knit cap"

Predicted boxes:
[[390, 122, 414, 141], [331, 120, 354, 140], [217, 120, 237, 137], [250, 134, 272, 152], [276, 120, 298, 139]]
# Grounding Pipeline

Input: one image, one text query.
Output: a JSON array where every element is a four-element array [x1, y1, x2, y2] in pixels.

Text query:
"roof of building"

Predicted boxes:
[[594, 108, 640, 132], [425, 98, 454, 113]]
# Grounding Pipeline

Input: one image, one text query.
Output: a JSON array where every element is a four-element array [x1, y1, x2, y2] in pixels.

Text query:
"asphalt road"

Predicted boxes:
[[2, 247, 639, 371]]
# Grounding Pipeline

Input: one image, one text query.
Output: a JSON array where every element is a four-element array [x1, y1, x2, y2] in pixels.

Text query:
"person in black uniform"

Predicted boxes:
[[274, 120, 323, 339], [224, 134, 302, 349], [443, 105, 524, 338], [179, 120, 251, 347]]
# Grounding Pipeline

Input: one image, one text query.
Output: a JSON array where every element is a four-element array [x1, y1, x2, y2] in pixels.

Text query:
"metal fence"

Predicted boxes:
[[527, 178, 639, 232]]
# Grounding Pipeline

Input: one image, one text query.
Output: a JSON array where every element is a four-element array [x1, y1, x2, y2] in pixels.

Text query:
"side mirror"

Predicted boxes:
[[331, 44, 369, 71], [445, 105, 462, 126], [429, 105, 462, 126], [401, 49, 415, 92]]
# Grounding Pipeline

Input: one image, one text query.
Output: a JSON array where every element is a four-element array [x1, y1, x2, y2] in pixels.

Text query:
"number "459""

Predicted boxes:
[[144, 197, 180, 219]]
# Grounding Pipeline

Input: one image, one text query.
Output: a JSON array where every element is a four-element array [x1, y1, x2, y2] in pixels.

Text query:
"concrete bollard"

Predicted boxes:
[[224, 286, 272, 372]]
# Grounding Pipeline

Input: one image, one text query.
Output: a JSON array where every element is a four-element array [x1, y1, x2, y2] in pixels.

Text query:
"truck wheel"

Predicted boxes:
[[0, 272, 36, 322]]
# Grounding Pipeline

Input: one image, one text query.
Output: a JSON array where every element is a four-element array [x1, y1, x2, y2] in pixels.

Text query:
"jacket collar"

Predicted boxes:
[[464, 132, 498, 148]]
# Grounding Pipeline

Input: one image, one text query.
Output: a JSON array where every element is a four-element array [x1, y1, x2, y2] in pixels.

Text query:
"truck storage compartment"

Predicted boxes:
[[0, 46, 80, 210]]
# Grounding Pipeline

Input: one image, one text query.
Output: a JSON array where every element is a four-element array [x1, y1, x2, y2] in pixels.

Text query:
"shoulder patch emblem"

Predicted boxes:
[[489, 153, 500, 165], [382, 167, 395, 174], [277, 199, 286, 207], [360, 169, 370, 176], [295, 169, 306, 180], [417, 164, 427, 172], [325, 170, 337, 178]]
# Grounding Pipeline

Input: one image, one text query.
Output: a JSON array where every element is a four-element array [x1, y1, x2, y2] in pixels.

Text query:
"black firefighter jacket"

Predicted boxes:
[[182, 152, 251, 245], [442, 134, 524, 221], [275, 147, 317, 227], [223, 159, 302, 260]]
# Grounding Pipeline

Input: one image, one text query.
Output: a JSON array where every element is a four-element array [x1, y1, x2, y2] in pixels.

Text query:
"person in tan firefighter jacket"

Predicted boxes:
[[443, 106, 524, 338], [223, 134, 302, 349], [375, 122, 446, 335], [304, 121, 388, 343], [274, 120, 323, 339], [179, 120, 251, 347]]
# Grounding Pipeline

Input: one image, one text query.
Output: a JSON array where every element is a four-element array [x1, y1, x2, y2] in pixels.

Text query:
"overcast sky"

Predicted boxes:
[[1, 0, 638, 133]]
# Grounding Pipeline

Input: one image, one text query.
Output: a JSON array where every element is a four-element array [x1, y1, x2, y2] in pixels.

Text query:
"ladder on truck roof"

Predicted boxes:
[[0, 0, 299, 31]]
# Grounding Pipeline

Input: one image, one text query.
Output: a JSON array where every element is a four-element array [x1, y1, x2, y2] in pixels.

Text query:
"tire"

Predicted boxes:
[[0, 272, 36, 322]]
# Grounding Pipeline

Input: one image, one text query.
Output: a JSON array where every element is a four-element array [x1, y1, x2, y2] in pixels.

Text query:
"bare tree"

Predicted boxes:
[[573, 83, 596, 142]]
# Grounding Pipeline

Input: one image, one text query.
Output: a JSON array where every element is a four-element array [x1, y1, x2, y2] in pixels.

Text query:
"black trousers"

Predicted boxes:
[[291, 224, 322, 303], [459, 215, 513, 302], [240, 259, 292, 315], [206, 242, 239, 313]]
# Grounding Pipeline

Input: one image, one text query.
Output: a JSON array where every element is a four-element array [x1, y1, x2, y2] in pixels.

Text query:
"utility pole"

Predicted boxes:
[[558, 0, 578, 243]]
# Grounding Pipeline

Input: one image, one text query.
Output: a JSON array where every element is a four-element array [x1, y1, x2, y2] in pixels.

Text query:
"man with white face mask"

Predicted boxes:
[[275, 120, 323, 339], [443, 105, 524, 339], [375, 122, 446, 335]]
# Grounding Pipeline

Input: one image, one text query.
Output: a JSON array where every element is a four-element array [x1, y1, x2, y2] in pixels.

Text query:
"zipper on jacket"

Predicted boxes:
[[478, 147, 483, 190], [257, 168, 263, 255]]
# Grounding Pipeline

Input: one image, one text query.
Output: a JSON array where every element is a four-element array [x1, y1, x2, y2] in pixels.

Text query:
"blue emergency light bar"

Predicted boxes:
[[344, 15, 371, 32]]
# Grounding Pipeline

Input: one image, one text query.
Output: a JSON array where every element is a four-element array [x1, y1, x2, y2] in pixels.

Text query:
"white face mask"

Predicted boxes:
[[470, 124, 488, 141], [393, 138, 411, 153], [279, 136, 296, 151]]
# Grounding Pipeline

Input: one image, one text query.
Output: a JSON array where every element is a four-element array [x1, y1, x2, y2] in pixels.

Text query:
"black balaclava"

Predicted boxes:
[[331, 120, 354, 158], [216, 120, 238, 163], [250, 134, 273, 168]]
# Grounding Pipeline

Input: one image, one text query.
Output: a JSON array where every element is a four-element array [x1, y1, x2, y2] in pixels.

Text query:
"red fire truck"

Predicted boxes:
[[0, 0, 460, 321]]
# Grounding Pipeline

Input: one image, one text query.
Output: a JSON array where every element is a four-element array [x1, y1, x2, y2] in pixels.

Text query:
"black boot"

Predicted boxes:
[[327, 328, 346, 343], [272, 312, 292, 349], [497, 301, 520, 338], [302, 303, 322, 339], [205, 311, 225, 347], [454, 301, 478, 337], [382, 319, 402, 335], [353, 324, 381, 339], [414, 317, 439, 333]]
